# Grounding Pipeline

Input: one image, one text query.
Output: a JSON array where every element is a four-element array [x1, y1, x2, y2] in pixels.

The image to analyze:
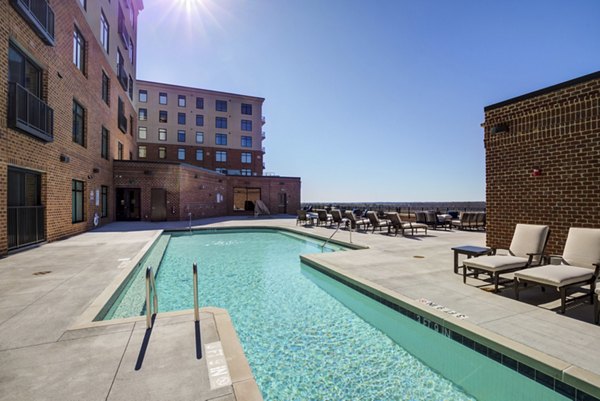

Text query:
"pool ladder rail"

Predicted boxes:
[[145, 266, 158, 329], [320, 220, 352, 251]]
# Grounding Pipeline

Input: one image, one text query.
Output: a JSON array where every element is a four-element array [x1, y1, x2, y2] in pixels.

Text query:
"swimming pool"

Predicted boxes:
[[98, 228, 578, 401]]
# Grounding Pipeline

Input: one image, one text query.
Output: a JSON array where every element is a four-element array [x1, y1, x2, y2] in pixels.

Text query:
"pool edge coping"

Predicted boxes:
[[300, 254, 600, 400]]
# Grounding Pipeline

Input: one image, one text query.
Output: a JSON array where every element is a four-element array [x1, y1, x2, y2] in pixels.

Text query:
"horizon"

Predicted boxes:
[[137, 0, 600, 202]]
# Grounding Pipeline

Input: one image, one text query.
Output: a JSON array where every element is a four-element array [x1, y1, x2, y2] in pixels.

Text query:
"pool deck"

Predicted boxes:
[[0, 215, 599, 400]]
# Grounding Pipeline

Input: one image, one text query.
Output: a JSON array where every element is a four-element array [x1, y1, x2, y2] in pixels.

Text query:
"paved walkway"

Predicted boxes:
[[0, 216, 599, 400]]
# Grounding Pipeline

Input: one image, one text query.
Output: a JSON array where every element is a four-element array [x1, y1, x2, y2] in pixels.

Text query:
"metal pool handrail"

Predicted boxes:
[[145, 266, 158, 329], [321, 221, 352, 251], [193, 263, 199, 321]]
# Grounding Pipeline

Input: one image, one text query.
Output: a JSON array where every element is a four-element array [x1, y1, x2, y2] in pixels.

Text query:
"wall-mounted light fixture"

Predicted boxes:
[[532, 168, 542, 177]]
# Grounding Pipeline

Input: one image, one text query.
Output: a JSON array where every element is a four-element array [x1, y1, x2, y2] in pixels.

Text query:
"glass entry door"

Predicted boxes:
[[7, 167, 45, 250], [115, 188, 141, 221]]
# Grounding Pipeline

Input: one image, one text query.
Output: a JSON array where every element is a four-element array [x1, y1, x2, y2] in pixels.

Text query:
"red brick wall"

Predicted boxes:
[[484, 74, 600, 254], [0, 0, 137, 255]]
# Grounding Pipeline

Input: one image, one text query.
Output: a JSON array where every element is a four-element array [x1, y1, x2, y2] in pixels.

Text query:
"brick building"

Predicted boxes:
[[483, 71, 600, 254], [1, 0, 141, 255], [1, 0, 300, 256], [135, 81, 266, 176]]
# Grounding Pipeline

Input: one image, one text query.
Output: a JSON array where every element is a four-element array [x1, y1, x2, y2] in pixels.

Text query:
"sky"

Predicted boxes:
[[136, 0, 600, 202]]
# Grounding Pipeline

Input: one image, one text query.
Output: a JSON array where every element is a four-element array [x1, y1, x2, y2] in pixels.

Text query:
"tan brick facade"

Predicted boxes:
[[483, 71, 600, 254]]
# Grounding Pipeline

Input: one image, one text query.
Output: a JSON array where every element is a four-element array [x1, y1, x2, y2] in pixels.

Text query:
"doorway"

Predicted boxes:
[[7, 167, 45, 250], [278, 192, 288, 214], [116, 188, 141, 221], [150, 188, 167, 221]]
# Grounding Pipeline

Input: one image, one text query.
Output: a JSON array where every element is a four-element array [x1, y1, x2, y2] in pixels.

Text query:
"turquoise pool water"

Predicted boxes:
[[101, 229, 570, 401]]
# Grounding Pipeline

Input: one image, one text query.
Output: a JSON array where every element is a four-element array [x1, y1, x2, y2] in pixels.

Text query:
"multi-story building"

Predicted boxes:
[[0, 0, 142, 255], [135, 80, 265, 176]]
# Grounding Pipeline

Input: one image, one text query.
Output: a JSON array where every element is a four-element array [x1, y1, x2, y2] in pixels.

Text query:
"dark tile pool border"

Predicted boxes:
[[306, 261, 600, 401]]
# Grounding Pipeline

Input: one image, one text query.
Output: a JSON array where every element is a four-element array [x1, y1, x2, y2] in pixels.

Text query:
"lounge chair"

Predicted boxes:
[[452, 212, 476, 230], [514, 227, 600, 314], [315, 209, 333, 226], [462, 224, 550, 292], [330, 209, 347, 228], [387, 212, 427, 236], [366, 211, 391, 233], [595, 288, 600, 324], [296, 210, 309, 225], [344, 211, 370, 231]]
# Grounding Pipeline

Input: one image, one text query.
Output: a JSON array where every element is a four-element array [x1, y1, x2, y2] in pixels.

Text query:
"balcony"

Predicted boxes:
[[8, 82, 54, 142], [261, 131, 266, 140], [261, 116, 266, 125], [11, 0, 55, 46]]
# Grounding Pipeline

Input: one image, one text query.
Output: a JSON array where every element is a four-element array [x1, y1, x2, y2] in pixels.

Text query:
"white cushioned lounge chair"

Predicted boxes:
[[514, 227, 600, 314], [386, 212, 427, 236], [462, 224, 550, 292]]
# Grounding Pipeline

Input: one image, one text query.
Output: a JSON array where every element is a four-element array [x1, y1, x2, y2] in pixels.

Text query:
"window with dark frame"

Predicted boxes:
[[215, 117, 227, 129], [195, 132, 203, 143], [101, 71, 110, 105], [241, 103, 252, 115], [178, 112, 186, 125], [215, 100, 227, 112], [8, 44, 42, 97], [72, 180, 84, 223], [100, 11, 109, 53], [117, 97, 127, 132], [215, 133, 227, 145], [196, 114, 203, 126], [241, 136, 252, 148], [72, 100, 85, 146], [158, 147, 166, 159], [158, 128, 167, 141], [129, 115, 133, 136], [101, 186, 108, 218], [178, 148, 185, 160], [241, 169, 252, 176], [117, 141, 123, 160], [216, 151, 227, 162], [138, 145, 147, 158], [241, 152, 251, 163], [159, 92, 167, 104], [178, 95, 186, 107], [73, 27, 86, 73], [241, 119, 252, 132], [233, 187, 261, 211], [177, 130, 186, 142], [139, 90, 147, 102], [128, 75, 133, 99], [196, 97, 204, 109], [159, 110, 167, 123], [196, 149, 203, 161], [138, 126, 147, 139], [101, 126, 109, 159], [138, 108, 147, 120]]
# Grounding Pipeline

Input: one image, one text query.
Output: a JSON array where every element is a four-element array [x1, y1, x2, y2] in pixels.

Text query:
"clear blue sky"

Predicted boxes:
[[136, 0, 600, 202]]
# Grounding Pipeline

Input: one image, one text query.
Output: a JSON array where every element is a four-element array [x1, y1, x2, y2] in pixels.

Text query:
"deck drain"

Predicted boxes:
[[33, 271, 52, 276], [413, 255, 425, 259]]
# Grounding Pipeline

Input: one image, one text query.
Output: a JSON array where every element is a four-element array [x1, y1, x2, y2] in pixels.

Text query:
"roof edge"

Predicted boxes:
[[136, 79, 265, 102]]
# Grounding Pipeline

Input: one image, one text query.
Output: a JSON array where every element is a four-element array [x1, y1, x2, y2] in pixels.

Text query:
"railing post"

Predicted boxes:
[[193, 263, 199, 322], [145, 267, 153, 329]]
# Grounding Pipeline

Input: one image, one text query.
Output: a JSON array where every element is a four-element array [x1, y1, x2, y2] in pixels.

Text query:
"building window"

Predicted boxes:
[[79, 0, 86, 10], [138, 108, 147, 120], [139, 90, 147, 102], [215, 133, 227, 145], [216, 168, 227, 174], [101, 71, 110, 105], [233, 187, 261, 211], [196, 115, 204, 126], [72, 180, 84, 223], [178, 112, 186, 125], [100, 185, 108, 217], [216, 151, 227, 162], [215, 100, 227, 112], [117, 141, 123, 160], [73, 27, 86, 73], [159, 110, 167, 123], [241, 169, 252, 176], [100, 11, 109, 53], [241, 119, 252, 132], [178, 95, 186, 107], [241, 103, 252, 115], [138, 145, 147, 158], [138, 126, 147, 139], [196, 97, 204, 109], [158, 128, 167, 141], [196, 149, 203, 161], [215, 117, 227, 129], [195, 132, 204, 143], [178, 148, 185, 160], [116, 49, 127, 91], [101, 186, 108, 218], [241, 136, 252, 148], [118, 97, 127, 132], [8, 44, 42, 97], [241, 152, 251, 164], [159, 92, 167, 104], [128, 37, 134, 63], [129, 115, 133, 136], [158, 147, 166, 159], [128, 75, 133, 99], [72, 100, 85, 146], [101, 126, 109, 160], [177, 130, 186, 142]]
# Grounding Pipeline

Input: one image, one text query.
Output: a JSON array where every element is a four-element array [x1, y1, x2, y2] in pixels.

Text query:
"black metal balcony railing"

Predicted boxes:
[[11, 0, 55, 46], [7, 205, 45, 250], [8, 82, 54, 142]]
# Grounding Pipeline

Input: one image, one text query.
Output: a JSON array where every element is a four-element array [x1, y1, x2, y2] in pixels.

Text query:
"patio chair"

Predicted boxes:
[[296, 210, 309, 225], [387, 212, 427, 236], [462, 224, 550, 292], [330, 209, 348, 228], [344, 211, 370, 231], [595, 288, 600, 324], [315, 209, 333, 227], [366, 211, 392, 234], [514, 227, 600, 314]]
